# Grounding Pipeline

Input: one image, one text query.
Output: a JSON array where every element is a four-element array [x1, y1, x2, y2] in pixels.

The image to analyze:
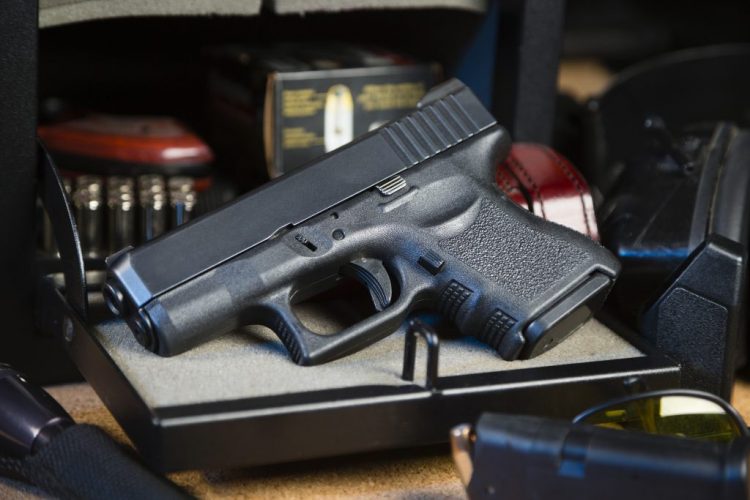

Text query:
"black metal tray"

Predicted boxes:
[[37, 276, 679, 472], [34, 130, 680, 472]]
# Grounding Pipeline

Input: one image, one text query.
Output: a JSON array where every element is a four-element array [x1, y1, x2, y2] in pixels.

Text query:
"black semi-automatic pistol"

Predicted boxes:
[[103, 80, 620, 365]]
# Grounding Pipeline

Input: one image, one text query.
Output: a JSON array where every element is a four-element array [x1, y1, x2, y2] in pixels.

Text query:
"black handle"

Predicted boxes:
[[0, 364, 74, 458], [433, 190, 618, 360]]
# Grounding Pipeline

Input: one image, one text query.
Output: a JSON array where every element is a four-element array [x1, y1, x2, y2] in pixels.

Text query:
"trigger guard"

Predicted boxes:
[[340, 258, 393, 311]]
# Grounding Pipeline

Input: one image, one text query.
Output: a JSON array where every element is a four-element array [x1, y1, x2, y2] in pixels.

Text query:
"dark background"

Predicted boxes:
[[4, 0, 750, 383]]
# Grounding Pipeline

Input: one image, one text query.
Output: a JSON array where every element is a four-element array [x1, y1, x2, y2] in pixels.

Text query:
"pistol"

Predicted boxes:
[[103, 80, 620, 365]]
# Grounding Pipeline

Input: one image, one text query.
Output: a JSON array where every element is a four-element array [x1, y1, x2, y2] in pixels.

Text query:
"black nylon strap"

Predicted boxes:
[[0, 425, 190, 499]]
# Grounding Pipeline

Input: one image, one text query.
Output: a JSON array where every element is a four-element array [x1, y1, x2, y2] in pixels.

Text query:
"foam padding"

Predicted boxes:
[[40, 0, 486, 28], [40, 0, 263, 28], [269, 0, 487, 15], [93, 306, 643, 408]]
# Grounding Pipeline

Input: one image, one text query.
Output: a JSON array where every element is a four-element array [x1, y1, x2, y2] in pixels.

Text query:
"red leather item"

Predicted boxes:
[[38, 115, 213, 166], [497, 143, 599, 240]]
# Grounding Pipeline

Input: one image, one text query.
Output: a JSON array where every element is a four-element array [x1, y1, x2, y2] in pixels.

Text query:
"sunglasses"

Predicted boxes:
[[572, 389, 748, 441], [451, 389, 749, 492]]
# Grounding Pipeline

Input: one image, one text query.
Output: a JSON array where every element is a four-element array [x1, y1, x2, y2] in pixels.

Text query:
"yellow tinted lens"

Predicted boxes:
[[579, 395, 743, 442]]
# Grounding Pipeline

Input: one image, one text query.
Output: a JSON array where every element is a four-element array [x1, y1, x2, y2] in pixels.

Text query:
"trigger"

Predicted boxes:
[[340, 258, 393, 311]]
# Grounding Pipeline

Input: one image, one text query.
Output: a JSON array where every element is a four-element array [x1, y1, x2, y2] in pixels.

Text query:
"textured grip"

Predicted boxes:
[[477, 309, 518, 351], [435, 197, 612, 360], [438, 281, 474, 322], [439, 200, 590, 302], [272, 315, 305, 365]]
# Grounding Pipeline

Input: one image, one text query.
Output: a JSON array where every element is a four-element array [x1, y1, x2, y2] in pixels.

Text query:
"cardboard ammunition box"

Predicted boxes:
[[206, 45, 441, 184]]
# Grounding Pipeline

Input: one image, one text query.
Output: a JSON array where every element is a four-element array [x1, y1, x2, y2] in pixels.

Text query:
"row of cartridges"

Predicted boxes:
[[41, 174, 198, 257]]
